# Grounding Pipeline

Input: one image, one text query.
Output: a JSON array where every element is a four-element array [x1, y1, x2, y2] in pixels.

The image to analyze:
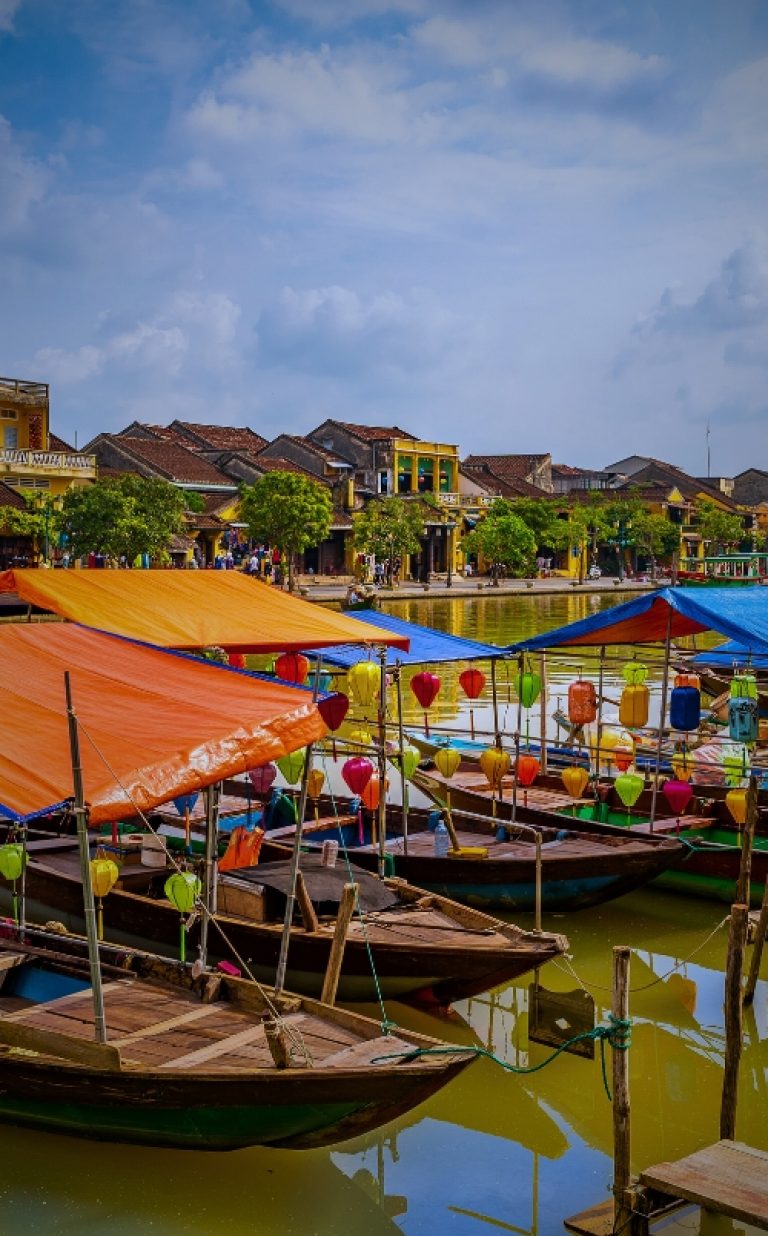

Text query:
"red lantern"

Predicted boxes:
[[342, 756, 374, 843], [568, 680, 597, 726], [228, 652, 247, 670], [613, 749, 634, 773], [410, 671, 441, 736], [317, 691, 350, 759], [248, 764, 277, 799], [516, 753, 540, 808], [459, 666, 485, 738], [662, 779, 693, 820], [275, 652, 309, 684]]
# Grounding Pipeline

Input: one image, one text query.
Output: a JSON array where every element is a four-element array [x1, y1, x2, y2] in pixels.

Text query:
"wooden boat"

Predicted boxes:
[[0, 925, 473, 1150], [406, 729, 590, 770], [5, 834, 567, 1006]]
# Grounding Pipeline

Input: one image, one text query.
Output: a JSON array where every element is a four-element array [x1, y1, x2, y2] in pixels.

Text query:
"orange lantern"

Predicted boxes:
[[361, 774, 387, 812], [516, 752, 540, 808], [568, 679, 597, 726], [619, 684, 649, 729], [672, 753, 693, 783], [725, 788, 748, 825], [274, 652, 309, 684]]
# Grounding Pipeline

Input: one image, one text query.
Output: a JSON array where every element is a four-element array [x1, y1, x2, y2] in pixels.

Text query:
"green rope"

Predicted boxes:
[[373, 1013, 633, 1101]]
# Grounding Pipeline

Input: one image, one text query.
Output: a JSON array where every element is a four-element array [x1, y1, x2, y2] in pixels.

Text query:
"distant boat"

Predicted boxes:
[[677, 552, 768, 586]]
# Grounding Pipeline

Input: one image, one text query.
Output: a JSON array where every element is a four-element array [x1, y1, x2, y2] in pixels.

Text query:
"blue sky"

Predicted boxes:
[[1, 0, 767, 474]]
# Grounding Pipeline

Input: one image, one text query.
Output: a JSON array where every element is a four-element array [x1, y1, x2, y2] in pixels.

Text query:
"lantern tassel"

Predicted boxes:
[[11, 884, 18, 925], [469, 707, 475, 741], [424, 709, 430, 738], [97, 898, 104, 942], [184, 807, 191, 851], [179, 917, 186, 965], [358, 807, 364, 846], [111, 822, 118, 846]]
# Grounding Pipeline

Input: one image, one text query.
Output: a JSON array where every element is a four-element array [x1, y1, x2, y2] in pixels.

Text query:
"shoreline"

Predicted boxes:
[[300, 577, 657, 607]]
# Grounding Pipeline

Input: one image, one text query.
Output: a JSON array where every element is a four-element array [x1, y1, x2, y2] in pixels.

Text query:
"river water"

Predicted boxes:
[[3, 594, 765, 1236]]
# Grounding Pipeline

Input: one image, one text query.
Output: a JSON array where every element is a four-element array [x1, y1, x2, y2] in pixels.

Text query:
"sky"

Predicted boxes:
[[1, 0, 767, 475]]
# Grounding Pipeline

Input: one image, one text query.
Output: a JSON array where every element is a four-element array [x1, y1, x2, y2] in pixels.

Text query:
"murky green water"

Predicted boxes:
[[3, 594, 764, 1235]]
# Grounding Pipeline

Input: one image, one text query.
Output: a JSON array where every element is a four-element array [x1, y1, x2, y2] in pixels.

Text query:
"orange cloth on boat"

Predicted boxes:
[[219, 826, 265, 872], [0, 569, 409, 653], [0, 623, 326, 825]]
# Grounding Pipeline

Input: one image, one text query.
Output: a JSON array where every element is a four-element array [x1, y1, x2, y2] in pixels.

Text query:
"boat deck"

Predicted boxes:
[[0, 976, 414, 1072], [353, 825, 649, 860]]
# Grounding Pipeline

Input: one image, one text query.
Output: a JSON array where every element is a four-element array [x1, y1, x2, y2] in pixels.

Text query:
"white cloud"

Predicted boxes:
[[0, 0, 21, 33], [0, 115, 49, 234]]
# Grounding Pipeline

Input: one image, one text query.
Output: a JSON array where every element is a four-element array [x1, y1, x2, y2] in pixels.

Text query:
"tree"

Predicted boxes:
[[499, 497, 571, 556], [632, 513, 681, 577], [567, 495, 612, 582], [239, 471, 332, 590], [3, 493, 61, 562], [464, 512, 537, 579], [696, 499, 746, 554], [59, 475, 188, 564], [353, 497, 425, 585]]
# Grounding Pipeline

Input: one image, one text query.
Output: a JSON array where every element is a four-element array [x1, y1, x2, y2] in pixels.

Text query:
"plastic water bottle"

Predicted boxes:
[[433, 820, 450, 858]]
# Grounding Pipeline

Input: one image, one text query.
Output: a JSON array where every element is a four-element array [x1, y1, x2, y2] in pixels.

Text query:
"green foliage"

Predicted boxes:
[[632, 512, 681, 563], [353, 498, 425, 576], [464, 512, 537, 577], [59, 476, 187, 563], [696, 499, 746, 553], [239, 471, 332, 588], [492, 498, 571, 553], [184, 491, 206, 514], [2, 493, 61, 559]]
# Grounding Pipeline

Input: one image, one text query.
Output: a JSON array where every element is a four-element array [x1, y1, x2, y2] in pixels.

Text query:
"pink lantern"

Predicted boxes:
[[274, 652, 309, 684], [410, 671, 441, 736], [247, 764, 277, 799], [662, 778, 693, 821], [342, 756, 374, 842]]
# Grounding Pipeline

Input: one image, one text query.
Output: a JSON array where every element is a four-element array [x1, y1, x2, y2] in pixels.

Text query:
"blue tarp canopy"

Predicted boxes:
[[691, 640, 768, 670], [508, 587, 768, 653], [310, 609, 504, 668]]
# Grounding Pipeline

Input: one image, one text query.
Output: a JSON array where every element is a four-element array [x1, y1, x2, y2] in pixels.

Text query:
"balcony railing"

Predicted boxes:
[[0, 449, 96, 471], [438, 492, 495, 508], [0, 378, 49, 403]]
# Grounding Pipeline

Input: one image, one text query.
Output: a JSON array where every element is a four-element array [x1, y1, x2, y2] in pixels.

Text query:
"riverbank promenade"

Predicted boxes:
[[299, 574, 658, 605]]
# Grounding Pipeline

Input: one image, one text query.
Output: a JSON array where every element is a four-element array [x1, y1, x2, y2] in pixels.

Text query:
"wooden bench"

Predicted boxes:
[[639, 1140, 768, 1232]]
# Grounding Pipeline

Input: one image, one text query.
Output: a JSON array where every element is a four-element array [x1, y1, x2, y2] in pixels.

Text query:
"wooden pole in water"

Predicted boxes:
[[198, 782, 220, 970], [510, 654, 524, 827], [612, 944, 632, 1234], [377, 647, 388, 878], [321, 882, 358, 1006], [721, 903, 747, 1140], [490, 658, 501, 747], [394, 663, 409, 857], [744, 880, 768, 1006], [539, 653, 548, 776], [736, 776, 758, 907], [648, 610, 673, 830]]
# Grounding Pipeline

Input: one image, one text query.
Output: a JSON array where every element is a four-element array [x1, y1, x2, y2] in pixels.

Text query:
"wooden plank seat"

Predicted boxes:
[[640, 1140, 768, 1231]]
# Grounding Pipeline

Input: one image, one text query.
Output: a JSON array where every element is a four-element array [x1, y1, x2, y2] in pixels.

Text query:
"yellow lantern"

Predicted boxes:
[[725, 788, 748, 826], [479, 747, 510, 791], [347, 727, 373, 749], [434, 747, 461, 780], [347, 661, 380, 706], [90, 856, 119, 941], [307, 768, 325, 819], [561, 766, 589, 800], [671, 753, 692, 783], [277, 748, 306, 786]]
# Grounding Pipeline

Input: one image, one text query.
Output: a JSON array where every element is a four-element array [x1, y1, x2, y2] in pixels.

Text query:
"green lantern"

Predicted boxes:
[[731, 672, 758, 701], [400, 745, 420, 780], [165, 871, 201, 963], [0, 843, 26, 924], [277, 748, 306, 786], [615, 772, 644, 810], [517, 670, 542, 709], [622, 660, 648, 685]]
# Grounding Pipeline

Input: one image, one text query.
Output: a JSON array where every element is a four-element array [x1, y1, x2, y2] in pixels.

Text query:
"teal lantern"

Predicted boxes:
[[165, 871, 201, 964]]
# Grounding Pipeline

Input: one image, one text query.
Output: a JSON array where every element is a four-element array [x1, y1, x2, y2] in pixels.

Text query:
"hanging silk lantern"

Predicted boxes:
[[479, 748, 510, 791], [670, 683, 701, 732], [165, 871, 201, 964], [613, 746, 634, 773], [247, 763, 277, 798], [622, 661, 648, 685], [672, 753, 693, 783], [435, 746, 461, 780], [400, 745, 420, 781], [725, 788, 748, 825], [459, 666, 486, 738], [723, 748, 749, 786], [662, 779, 693, 818], [619, 684, 649, 728], [588, 727, 634, 769], [317, 692, 350, 760], [274, 652, 309, 684], [277, 748, 306, 786], [173, 793, 199, 819], [307, 768, 325, 819], [615, 772, 644, 810], [228, 652, 247, 670], [348, 726, 373, 749], [0, 843, 26, 883], [90, 856, 119, 941], [729, 697, 759, 744], [516, 753, 540, 808], [562, 766, 589, 800], [731, 672, 758, 700], [410, 671, 441, 737], [568, 679, 597, 726], [342, 756, 374, 797], [517, 669, 542, 709], [361, 774, 385, 812], [674, 672, 700, 690], [347, 661, 379, 706]]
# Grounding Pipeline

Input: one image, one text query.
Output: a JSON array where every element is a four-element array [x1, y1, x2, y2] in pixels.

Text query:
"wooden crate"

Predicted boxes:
[[217, 877, 267, 923]]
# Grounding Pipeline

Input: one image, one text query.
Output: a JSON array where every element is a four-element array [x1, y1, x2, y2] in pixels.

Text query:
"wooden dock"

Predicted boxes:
[[639, 1139, 768, 1232]]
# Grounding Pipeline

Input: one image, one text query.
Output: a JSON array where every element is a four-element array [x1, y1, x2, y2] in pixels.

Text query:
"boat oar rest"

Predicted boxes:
[[0, 1018, 123, 1070]]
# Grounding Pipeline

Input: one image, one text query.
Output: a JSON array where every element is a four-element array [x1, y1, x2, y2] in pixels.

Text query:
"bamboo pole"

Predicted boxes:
[[274, 745, 314, 994], [721, 903, 748, 1140], [744, 879, 768, 1006], [394, 664, 409, 856], [490, 659, 501, 747], [538, 653, 548, 776], [612, 945, 632, 1234], [736, 776, 758, 907], [64, 671, 108, 1044], [377, 648, 388, 878], [648, 610, 674, 829], [198, 782, 220, 970], [510, 655, 524, 828], [321, 882, 358, 1006], [594, 646, 605, 785]]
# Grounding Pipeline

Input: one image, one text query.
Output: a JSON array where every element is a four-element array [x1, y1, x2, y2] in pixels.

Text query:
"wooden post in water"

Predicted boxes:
[[736, 777, 758, 907], [376, 647, 388, 878], [744, 880, 768, 1006], [394, 664, 409, 856], [321, 882, 358, 1006], [612, 945, 632, 1234], [539, 653, 548, 776], [648, 610, 673, 830], [721, 903, 748, 1140]]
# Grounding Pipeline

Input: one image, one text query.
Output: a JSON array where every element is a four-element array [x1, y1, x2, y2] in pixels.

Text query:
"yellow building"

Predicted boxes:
[[0, 377, 96, 499]]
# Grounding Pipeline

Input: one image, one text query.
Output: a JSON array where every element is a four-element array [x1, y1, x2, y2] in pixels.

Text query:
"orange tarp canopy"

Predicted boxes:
[[0, 624, 326, 824], [0, 569, 409, 653]]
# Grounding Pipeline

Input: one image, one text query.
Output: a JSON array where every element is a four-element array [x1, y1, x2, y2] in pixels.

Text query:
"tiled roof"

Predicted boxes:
[[251, 456, 329, 483], [264, 435, 354, 465], [0, 481, 26, 510], [96, 436, 235, 486], [333, 421, 417, 442], [49, 431, 76, 452], [117, 421, 192, 446], [201, 492, 237, 516], [463, 453, 549, 480], [329, 509, 354, 528], [173, 422, 269, 453], [460, 460, 549, 499], [618, 461, 739, 510]]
